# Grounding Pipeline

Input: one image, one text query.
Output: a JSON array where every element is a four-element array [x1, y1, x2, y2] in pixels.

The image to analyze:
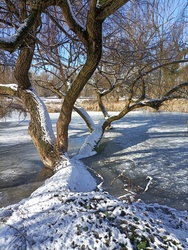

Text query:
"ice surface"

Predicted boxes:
[[0, 111, 188, 249]]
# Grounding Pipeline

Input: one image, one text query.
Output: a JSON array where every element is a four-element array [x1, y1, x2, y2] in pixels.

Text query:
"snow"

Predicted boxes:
[[87, 111, 187, 211], [96, 0, 102, 9], [0, 87, 56, 145], [78, 121, 104, 158], [0, 111, 31, 146], [143, 176, 153, 193], [0, 123, 29, 146], [0, 111, 188, 249], [74, 105, 95, 130], [67, 0, 86, 31], [0, 84, 18, 91], [54, 157, 96, 192], [0, 171, 187, 249], [0, 18, 29, 44], [26, 89, 56, 144]]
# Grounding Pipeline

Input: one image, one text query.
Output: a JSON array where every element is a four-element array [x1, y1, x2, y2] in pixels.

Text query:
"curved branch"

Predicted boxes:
[[129, 98, 167, 111], [103, 80, 188, 129], [0, 0, 56, 52], [96, 91, 110, 118], [128, 59, 188, 100], [73, 105, 95, 133], [102, 103, 130, 129], [137, 59, 188, 84], [57, 1, 88, 48], [164, 81, 188, 97], [97, 0, 130, 21]]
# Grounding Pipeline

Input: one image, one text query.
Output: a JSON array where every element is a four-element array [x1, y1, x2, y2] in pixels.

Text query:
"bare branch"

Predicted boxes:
[[97, 0, 130, 20], [164, 81, 188, 97], [0, 0, 56, 52]]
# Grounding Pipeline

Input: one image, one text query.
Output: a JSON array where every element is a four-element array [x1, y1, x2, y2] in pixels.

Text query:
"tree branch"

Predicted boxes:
[[57, 0, 88, 48], [102, 79, 188, 129], [127, 59, 188, 100], [143, 59, 188, 78], [97, 0, 130, 21], [0, 83, 18, 97], [164, 81, 188, 97], [5, 0, 20, 18], [0, 0, 56, 52]]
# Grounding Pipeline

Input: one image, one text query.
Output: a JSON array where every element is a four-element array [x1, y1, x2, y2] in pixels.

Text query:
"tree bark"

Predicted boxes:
[[56, 12, 103, 152], [19, 89, 58, 169], [14, 35, 61, 169]]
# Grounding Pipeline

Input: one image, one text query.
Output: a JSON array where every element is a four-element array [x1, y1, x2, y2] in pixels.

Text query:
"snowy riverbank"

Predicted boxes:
[[0, 157, 188, 249], [0, 111, 188, 249]]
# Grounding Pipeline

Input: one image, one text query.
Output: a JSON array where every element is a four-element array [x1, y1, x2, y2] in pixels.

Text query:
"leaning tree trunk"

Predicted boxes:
[[20, 89, 60, 169], [14, 38, 63, 169]]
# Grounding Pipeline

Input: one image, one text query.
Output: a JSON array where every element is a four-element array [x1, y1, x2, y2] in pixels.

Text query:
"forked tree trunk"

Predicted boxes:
[[56, 50, 102, 153], [13, 20, 103, 169], [10, 1, 106, 169]]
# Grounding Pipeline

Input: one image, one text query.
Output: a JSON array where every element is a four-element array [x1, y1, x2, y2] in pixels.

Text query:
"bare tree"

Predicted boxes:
[[0, 0, 187, 170], [88, 0, 188, 116], [0, 0, 129, 169]]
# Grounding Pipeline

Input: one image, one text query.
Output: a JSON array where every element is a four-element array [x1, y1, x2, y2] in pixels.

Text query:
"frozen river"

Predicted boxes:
[[0, 111, 188, 210], [84, 112, 188, 210]]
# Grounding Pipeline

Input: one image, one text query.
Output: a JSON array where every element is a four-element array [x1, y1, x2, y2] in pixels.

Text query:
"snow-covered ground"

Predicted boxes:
[[0, 111, 188, 249]]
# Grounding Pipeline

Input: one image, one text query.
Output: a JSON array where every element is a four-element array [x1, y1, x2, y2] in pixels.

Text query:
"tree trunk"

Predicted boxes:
[[20, 89, 59, 169], [12, 8, 104, 168], [14, 37, 62, 169], [56, 18, 103, 153]]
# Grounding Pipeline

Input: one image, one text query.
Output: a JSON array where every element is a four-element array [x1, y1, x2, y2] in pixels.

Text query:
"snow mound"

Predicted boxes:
[[0, 185, 187, 249], [0, 135, 187, 249], [0, 160, 188, 250]]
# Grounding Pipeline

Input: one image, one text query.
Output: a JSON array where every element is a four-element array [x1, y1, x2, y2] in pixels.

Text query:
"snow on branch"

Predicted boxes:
[[66, 0, 85, 31], [26, 89, 56, 144], [96, 0, 102, 8], [74, 105, 95, 132], [0, 0, 53, 52], [0, 83, 18, 91], [143, 176, 153, 193], [0, 18, 31, 52], [130, 98, 167, 111], [0, 19, 28, 43], [129, 82, 188, 110], [96, 0, 130, 20], [78, 120, 104, 159], [0, 83, 18, 96]]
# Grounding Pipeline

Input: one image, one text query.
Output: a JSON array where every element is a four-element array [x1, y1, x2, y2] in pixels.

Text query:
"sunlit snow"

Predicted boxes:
[[26, 89, 56, 144], [0, 18, 29, 44], [0, 111, 187, 249]]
